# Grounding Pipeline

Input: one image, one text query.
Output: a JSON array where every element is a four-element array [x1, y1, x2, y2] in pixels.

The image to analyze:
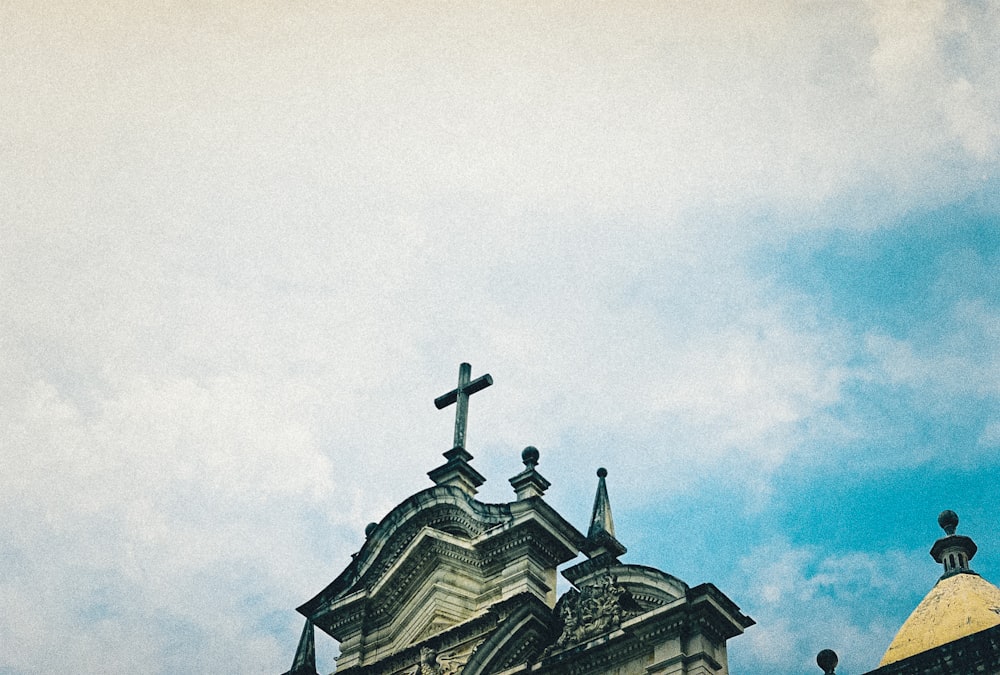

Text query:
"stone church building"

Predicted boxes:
[[283, 364, 1000, 675]]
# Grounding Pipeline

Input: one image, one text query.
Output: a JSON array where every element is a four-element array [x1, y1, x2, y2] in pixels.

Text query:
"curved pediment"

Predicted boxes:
[[299, 485, 585, 672], [299, 487, 514, 616]]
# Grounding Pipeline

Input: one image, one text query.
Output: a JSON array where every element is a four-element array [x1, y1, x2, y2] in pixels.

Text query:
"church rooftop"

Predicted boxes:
[[879, 511, 1000, 667]]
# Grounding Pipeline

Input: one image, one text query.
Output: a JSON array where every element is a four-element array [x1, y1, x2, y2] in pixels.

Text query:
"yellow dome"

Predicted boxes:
[[879, 573, 1000, 666]]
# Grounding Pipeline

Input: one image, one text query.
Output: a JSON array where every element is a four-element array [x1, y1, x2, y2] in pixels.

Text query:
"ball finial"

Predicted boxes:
[[938, 510, 959, 536], [521, 446, 539, 468], [365, 522, 378, 538], [816, 649, 838, 674], [597, 467, 608, 478]]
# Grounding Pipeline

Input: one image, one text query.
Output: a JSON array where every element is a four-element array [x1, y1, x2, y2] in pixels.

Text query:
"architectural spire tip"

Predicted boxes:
[[285, 619, 318, 675], [584, 465, 626, 559], [930, 509, 978, 578], [938, 509, 959, 535]]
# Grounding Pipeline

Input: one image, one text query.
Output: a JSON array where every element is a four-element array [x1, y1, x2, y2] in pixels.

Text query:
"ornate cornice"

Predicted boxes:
[[301, 487, 586, 624], [300, 488, 511, 617]]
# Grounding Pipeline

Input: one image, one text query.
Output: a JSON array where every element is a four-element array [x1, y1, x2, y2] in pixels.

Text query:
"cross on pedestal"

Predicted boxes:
[[435, 362, 493, 451]]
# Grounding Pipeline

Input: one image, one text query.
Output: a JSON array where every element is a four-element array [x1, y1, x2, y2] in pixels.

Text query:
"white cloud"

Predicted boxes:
[[5, 1, 1000, 232], [864, 275, 998, 428], [0, 367, 355, 671], [728, 540, 929, 675]]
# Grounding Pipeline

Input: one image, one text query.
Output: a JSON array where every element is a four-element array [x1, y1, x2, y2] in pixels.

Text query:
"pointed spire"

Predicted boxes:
[[284, 619, 318, 675], [588, 468, 615, 539], [584, 468, 626, 559], [930, 509, 979, 579]]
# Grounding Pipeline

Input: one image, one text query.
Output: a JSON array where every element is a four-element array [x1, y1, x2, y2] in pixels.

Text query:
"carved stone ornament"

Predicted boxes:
[[408, 646, 466, 675], [548, 572, 631, 652]]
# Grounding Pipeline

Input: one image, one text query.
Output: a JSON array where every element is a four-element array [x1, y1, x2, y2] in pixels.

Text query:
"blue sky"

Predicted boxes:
[[2, 2, 999, 674]]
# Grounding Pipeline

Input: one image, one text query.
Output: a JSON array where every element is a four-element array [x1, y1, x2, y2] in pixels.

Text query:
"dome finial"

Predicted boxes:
[[816, 649, 838, 674], [938, 509, 959, 535], [930, 509, 978, 578]]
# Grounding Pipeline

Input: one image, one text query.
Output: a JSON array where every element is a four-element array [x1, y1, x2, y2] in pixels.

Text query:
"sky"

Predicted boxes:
[[1, 1, 998, 673]]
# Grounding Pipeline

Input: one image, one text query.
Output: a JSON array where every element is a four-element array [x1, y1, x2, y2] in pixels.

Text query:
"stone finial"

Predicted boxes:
[[522, 445, 539, 469], [285, 619, 319, 675], [817, 649, 838, 674], [589, 468, 615, 539], [938, 509, 959, 535], [583, 467, 627, 560], [930, 509, 978, 578], [509, 446, 551, 500]]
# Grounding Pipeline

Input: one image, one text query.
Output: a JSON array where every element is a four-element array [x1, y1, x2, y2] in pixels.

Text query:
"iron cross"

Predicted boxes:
[[435, 363, 493, 450]]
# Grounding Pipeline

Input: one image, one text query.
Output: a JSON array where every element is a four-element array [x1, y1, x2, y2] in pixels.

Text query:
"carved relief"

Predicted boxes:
[[548, 572, 632, 652], [409, 646, 467, 675]]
